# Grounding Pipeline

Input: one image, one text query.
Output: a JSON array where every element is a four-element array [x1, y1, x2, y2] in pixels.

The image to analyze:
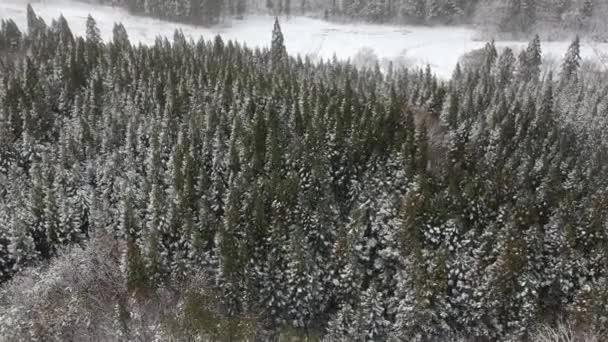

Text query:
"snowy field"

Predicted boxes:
[[2, 0, 608, 78]]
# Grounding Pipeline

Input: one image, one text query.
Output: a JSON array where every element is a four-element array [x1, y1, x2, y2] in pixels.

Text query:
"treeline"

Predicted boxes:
[[83, 0, 477, 25], [98, 0, 233, 26], [332, 0, 479, 24], [332, 0, 606, 38], [476, 0, 606, 39], [82, 0, 607, 40], [1, 7, 608, 341], [90, 0, 300, 26], [333, 0, 600, 27]]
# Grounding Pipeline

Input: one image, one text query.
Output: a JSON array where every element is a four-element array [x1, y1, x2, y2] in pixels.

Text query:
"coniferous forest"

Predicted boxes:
[[0, 6, 608, 342], [86, 0, 608, 40]]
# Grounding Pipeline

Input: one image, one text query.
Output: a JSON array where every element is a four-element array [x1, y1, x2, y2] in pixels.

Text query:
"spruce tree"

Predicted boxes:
[[85, 15, 101, 63], [271, 17, 288, 70], [26, 4, 44, 38], [560, 36, 581, 82], [519, 35, 542, 83]]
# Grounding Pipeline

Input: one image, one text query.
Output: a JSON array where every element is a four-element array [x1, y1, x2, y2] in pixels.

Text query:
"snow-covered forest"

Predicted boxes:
[[3, 0, 608, 80], [82, 0, 608, 40], [0, 3, 607, 342]]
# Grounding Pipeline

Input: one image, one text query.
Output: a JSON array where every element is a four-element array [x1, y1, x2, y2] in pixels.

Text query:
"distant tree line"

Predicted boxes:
[[81, 0, 606, 39], [475, 0, 606, 39], [330, 0, 606, 38], [0, 6, 607, 341], [87, 0, 304, 26]]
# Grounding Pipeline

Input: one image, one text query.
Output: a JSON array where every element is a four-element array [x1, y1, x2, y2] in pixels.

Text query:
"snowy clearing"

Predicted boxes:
[[2, 0, 608, 78]]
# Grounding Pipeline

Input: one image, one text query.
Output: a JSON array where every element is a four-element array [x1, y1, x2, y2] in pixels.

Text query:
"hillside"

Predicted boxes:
[[0, 6, 607, 342]]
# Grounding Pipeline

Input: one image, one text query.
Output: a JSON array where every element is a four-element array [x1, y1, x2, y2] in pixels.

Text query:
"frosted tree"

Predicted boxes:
[[27, 162, 50, 259], [362, 284, 390, 341], [271, 17, 288, 70], [112, 23, 130, 52], [440, 91, 460, 130], [43, 176, 60, 255], [26, 5, 45, 38], [560, 36, 581, 82], [518, 35, 542, 83], [85, 15, 101, 65], [9, 213, 36, 274], [493, 47, 516, 87], [324, 303, 356, 341], [218, 172, 246, 312]]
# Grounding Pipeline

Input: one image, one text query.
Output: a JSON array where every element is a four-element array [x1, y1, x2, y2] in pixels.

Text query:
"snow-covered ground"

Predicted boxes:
[[2, 0, 608, 78]]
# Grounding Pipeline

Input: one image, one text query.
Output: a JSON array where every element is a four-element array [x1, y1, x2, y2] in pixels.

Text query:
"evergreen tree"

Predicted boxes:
[[560, 36, 581, 82], [494, 47, 516, 87], [83, 17, 102, 76], [519, 34, 542, 83], [26, 4, 44, 38], [271, 17, 288, 70]]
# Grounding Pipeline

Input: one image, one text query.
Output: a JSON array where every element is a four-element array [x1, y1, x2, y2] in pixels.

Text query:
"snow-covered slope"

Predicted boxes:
[[1, 0, 607, 78]]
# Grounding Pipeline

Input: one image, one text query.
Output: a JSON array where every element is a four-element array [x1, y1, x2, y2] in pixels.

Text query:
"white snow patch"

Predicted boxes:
[[2, 0, 608, 78]]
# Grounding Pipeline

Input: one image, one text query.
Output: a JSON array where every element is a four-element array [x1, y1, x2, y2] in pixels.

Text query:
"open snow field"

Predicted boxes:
[[2, 0, 608, 78]]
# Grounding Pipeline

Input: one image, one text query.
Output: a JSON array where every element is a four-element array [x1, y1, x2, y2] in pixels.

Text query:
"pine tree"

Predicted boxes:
[[218, 173, 245, 311], [121, 183, 151, 292], [9, 214, 36, 274], [494, 47, 516, 87], [325, 303, 356, 341], [528, 35, 543, 79], [28, 162, 50, 259], [519, 35, 542, 83], [271, 17, 288, 70], [440, 91, 460, 130], [357, 284, 389, 340], [43, 177, 60, 255], [26, 4, 45, 38], [85, 15, 101, 65], [112, 23, 130, 52], [560, 36, 581, 82]]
